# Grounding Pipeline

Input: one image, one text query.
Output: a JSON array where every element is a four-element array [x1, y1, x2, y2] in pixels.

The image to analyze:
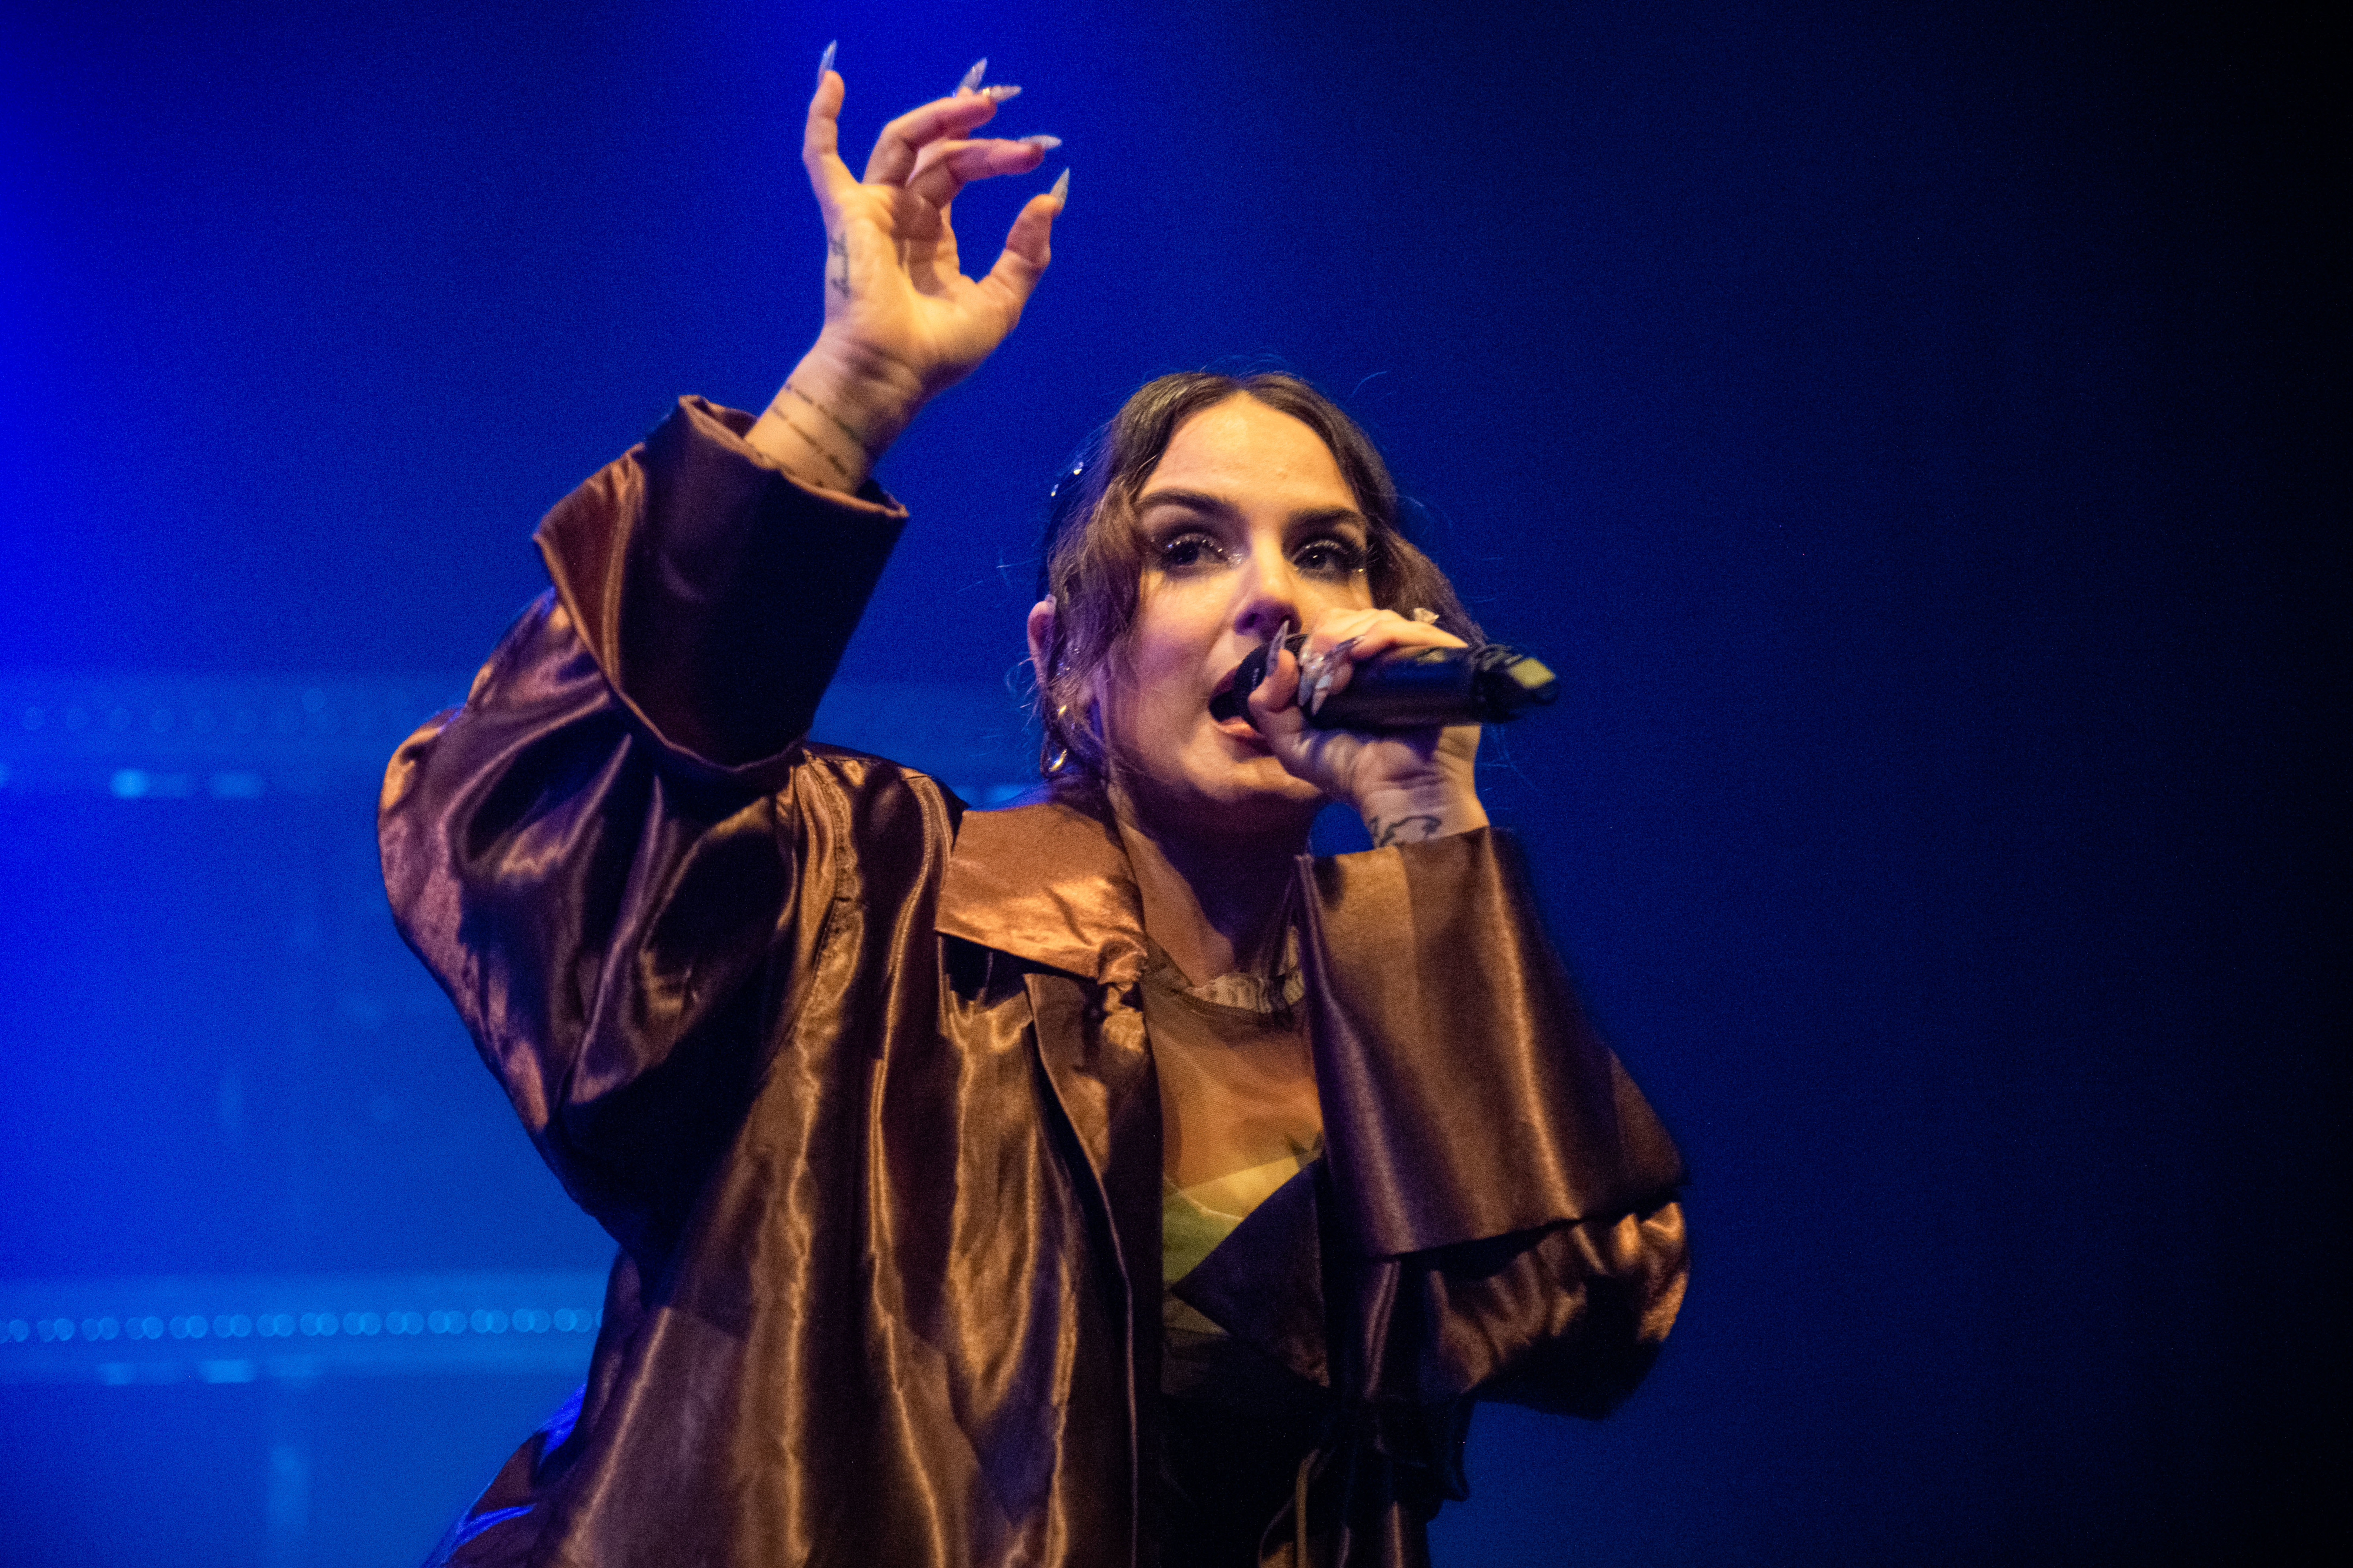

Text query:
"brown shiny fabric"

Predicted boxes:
[[380, 398, 1688, 1568]]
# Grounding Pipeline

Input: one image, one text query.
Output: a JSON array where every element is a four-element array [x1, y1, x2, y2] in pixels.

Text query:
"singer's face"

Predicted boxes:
[[1100, 395, 1376, 835]]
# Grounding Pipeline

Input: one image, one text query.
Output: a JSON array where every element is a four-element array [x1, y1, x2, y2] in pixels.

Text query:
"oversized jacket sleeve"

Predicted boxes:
[[376, 397, 908, 1258], [1176, 828, 1687, 1449], [1299, 828, 1688, 1418]]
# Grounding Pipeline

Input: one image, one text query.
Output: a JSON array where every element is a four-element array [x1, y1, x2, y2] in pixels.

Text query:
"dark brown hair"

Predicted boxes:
[[1031, 371, 1479, 788]]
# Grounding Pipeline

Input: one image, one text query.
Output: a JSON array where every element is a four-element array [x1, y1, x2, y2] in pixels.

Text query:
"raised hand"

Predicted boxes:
[[749, 51, 1066, 492]]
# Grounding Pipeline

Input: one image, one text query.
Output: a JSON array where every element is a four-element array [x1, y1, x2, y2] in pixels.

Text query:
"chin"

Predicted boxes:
[[1194, 766, 1328, 834], [1111, 750, 1325, 842]]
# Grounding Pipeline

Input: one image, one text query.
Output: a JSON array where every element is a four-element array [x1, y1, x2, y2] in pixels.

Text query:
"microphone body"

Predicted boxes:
[[1217, 634, 1559, 730]]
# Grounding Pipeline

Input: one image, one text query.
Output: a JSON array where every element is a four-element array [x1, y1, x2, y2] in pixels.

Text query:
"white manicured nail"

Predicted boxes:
[[1049, 168, 1069, 203], [958, 58, 987, 94]]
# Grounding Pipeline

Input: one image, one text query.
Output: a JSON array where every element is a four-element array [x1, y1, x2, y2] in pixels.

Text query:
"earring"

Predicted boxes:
[[1041, 703, 1073, 776]]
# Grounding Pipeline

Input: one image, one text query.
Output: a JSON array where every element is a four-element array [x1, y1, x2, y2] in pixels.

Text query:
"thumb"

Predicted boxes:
[[1246, 639, 1304, 732], [981, 180, 1063, 313]]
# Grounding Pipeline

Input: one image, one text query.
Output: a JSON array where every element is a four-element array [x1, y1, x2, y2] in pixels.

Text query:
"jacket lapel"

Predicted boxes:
[[942, 802, 1161, 1558], [939, 799, 1156, 1224]]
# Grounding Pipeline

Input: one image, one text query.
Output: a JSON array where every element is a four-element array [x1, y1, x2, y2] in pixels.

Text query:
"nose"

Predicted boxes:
[[1232, 549, 1301, 642]]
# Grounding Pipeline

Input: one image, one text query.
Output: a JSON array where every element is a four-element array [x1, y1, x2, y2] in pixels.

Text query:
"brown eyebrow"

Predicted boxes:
[[1134, 488, 1368, 535]]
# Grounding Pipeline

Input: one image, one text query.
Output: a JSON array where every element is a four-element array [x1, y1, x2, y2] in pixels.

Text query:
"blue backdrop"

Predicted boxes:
[[0, 1, 2337, 1563]]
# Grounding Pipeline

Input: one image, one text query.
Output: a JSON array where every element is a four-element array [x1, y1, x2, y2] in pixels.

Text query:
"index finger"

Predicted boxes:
[[1305, 608, 1467, 660]]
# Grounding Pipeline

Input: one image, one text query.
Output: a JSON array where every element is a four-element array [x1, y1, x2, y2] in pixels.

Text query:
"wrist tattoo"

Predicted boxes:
[[1368, 814, 1443, 848], [770, 409, 855, 486], [784, 380, 872, 456], [826, 231, 850, 298]]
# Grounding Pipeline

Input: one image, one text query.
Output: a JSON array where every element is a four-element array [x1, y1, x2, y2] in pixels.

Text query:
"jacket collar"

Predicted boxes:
[[937, 797, 1151, 987]]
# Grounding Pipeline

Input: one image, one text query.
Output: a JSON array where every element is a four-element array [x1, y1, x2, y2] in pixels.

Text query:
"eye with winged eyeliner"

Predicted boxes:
[[1149, 528, 1368, 578], [1137, 491, 1370, 576]]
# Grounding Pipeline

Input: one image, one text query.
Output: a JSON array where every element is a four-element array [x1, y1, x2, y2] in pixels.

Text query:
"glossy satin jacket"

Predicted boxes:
[[379, 399, 1688, 1567]]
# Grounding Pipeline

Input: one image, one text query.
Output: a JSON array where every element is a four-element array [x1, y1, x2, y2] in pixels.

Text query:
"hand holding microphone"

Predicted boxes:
[[1209, 626, 1558, 730], [1218, 608, 1530, 846]]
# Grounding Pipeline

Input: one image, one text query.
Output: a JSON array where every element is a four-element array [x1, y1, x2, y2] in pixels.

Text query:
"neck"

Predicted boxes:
[[1110, 797, 1309, 986]]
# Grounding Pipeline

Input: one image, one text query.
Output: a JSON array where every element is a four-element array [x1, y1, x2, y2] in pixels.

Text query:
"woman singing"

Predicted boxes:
[[382, 52, 1686, 1568]]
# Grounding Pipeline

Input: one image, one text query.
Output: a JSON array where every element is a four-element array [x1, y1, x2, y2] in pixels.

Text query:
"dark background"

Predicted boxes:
[[0, 1, 2339, 1562]]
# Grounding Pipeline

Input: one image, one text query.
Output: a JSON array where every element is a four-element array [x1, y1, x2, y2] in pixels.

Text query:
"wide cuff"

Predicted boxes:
[[534, 396, 907, 782], [1298, 826, 1684, 1257]]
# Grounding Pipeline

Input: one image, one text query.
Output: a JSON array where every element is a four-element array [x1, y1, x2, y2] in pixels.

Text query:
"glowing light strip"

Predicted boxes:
[[0, 1272, 612, 1384]]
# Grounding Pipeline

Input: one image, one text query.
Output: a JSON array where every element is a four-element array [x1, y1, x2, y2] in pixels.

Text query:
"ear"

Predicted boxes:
[[1026, 596, 1057, 688]]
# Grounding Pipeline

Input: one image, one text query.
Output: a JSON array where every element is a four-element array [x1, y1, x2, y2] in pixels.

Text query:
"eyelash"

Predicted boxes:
[[1154, 530, 1367, 578]]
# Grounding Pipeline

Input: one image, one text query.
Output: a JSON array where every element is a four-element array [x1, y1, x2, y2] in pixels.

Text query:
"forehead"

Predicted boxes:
[[1139, 395, 1356, 509]]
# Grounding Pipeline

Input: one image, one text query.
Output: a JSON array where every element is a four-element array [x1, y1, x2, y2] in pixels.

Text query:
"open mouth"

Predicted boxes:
[[1205, 629, 1305, 725], [1207, 666, 1249, 725]]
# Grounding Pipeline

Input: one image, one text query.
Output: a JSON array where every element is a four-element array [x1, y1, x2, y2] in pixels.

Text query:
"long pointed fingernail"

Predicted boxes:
[[979, 84, 1023, 103], [1017, 135, 1062, 151], [1257, 619, 1290, 688], [958, 58, 987, 94], [1049, 168, 1070, 204], [816, 40, 836, 89], [1310, 673, 1334, 715]]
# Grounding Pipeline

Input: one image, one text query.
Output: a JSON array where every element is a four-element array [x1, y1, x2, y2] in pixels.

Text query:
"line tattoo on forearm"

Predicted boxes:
[[784, 381, 871, 456], [768, 406, 854, 486], [1368, 814, 1443, 848]]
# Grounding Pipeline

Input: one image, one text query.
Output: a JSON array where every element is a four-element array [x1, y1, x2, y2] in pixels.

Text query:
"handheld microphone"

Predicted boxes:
[[1209, 633, 1559, 730]]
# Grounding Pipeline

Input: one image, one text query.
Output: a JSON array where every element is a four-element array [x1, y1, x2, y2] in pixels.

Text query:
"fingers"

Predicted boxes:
[[1295, 636, 1359, 712], [1313, 606, 1465, 646], [1297, 609, 1467, 713], [904, 136, 1052, 209], [864, 93, 1013, 185], [1301, 609, 1465, 669]]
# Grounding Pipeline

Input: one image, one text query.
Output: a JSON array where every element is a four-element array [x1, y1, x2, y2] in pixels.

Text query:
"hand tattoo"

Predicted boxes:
[[1368, 814, 1443, 848], [826, 231, 850, 298]]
